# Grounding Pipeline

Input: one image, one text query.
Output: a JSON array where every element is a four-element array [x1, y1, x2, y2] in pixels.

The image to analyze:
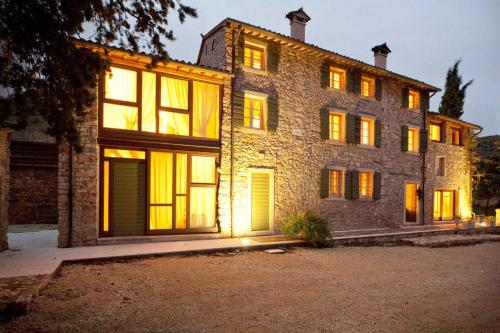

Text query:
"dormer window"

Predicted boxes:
[[361, 76, 375, 97], [329, 67, 346, 90], [408, 90, 420, 109], [244, 43, 265, 70]]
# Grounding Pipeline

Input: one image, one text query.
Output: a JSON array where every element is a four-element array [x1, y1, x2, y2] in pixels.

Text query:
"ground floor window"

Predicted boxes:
[[433, 190, 456, 221], [101, 147, 218, 237]]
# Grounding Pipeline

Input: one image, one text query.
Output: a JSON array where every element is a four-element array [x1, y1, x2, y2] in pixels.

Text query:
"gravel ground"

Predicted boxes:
[[2, 243, 500, 333]]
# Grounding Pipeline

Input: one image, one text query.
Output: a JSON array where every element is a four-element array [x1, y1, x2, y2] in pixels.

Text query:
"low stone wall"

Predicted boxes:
[[0, 130, 12, 252]]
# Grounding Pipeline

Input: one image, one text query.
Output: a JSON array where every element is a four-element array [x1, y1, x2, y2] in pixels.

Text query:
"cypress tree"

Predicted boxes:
[[438, 60, 473, 119]]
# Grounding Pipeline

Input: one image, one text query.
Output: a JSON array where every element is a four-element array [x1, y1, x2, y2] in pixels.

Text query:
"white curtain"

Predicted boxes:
[[192, 81, 219, 139]]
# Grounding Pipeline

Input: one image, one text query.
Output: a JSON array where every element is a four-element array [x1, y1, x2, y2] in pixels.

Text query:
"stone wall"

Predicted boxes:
[[203, 26, 432, 234], [58, 92, 99, 247], [424, 120, 473, 222], [198, 27, 228, 70], [0, 130, 12, 251]]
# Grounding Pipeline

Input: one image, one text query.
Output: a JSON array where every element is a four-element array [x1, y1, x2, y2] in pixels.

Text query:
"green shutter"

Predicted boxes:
[[402, 88, 409, 108], [346, 70, 354, 92], [267, 96, 278, 131], [354, 115, 361, 144], [375, 78, 382, 100], [320, 168, 329, 198], [420, 91, 429, 112], [375, 120, 382, 148], [353, 71, 362, 94], [320, 108, 330, 140], [346, 113, 356, 144], [420, 128, 428, 153], [373, 172, 381, 200], [351, 170, 359, 200], [440, 122, 447, 143], [344, 170, 352, 199], [251, 172, 271, 231], [320, 60, 330, 88], [267, 42, 279, 73], [233, 91, 245, 126], [401, 125, 409, 151], [236, 32, 244, 67]]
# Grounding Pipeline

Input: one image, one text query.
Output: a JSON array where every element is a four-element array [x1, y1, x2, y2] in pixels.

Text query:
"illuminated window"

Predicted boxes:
[[329, 67, 346, 90], [408, 127, 419, 153], [359, 172, 373, 199], [329, 170, 343, 198], [361, 76, 375, 97], [149, 152, 174, 230], [103, 67, 139, 130], [408, 90, 420, 109], [360, 118, 374, 146], [159, 111, 189, 136], [436, 157, 445, 176], [244, 95, 266, 129], [104, 148, 145, 159], [192, 81, 219, 139], [244, 43, 265, 70], [451, 128, 461, 145], [434, 190, 455, 220], [161, 77, 188, 110], [190, 155, 216, 228], [142, 72, 157, 132], [329, 112, 345, 142], [429, 123, 441, 142]]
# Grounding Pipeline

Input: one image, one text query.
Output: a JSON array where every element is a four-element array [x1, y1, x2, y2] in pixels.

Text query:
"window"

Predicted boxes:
[[103, 67, 139, 130], [244, 43, 265, 70], [244, 95, 266, 129], [361, 76, 375, 97], [429, 123, 441, 142], [101, 67, 220, 139], [329, 112, 345, 142], [408, 90, 420, 109], [451, 128, 461, 145], [436, 157, 445, 176], [359, 172, 373, 199], [190, 156, 216, 228], [329, 67, 346, 90], [360, 118, 375, 146], [434, 190, 455, 220], [408, 127, 419, 153], [329, 170, 343, 198]]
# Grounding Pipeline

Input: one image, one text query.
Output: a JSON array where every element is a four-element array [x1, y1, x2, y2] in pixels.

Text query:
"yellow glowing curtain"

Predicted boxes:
[[150, 206, 172, 230], [150, 152, 173, 204], [430, 124, 441, 141], [191, 156, 215, 183], [190, 187, 216, 228], [176, 154, 187, 194], [159, 111, 189, 136], [442, 191, 453, 219], [103, 103, 138, 130], [433, 191, 441, 219], [176, 196, 186, 229], [161, 77, 188, 109], [330, 114, 341, 141], [103, 161, 109, 232], [105, 67, 137, 102], [192, 81, 219, 139], [142, 72, 156, 132], [104, 148, 145, 159]]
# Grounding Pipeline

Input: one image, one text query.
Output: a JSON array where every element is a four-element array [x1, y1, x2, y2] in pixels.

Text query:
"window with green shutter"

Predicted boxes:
[[420, 128, 428, 153], [353, 71, 362, 94], [402, 88, 409, 108], [346, 113, 356, 144], [344, 170, 353, 199], [351, 170, 360, 199], [267, 96, 278, 131], [375, 120, 382, 148], [420, 91, 429, 113], [346, 70, 355, 93], [320, 108, 330, 140], [320, 168, 329, 198], [236, 32, 245, 67], [320, 60, 331, 88], [267, 42, 279, 73], [354, 116, 361, 144], [401, 125, 409, 151], [232, 91, 245, 126], [373, 172, 381, 200], [375, 78, 382, 100]]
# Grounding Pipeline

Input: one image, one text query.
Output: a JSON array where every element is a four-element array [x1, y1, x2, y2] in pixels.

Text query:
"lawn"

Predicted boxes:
[[2, 243, 500, 332]]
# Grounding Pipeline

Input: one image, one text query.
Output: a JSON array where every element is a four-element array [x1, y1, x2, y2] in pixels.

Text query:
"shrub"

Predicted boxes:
[[282, 210, 331, 247]]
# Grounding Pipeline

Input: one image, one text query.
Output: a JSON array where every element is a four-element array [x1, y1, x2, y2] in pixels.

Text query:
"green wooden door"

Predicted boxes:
[[111, 161, 146, 236], [251, 172, 271, 231]]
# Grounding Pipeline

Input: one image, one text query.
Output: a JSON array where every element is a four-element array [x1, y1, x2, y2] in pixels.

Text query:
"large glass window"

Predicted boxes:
[[103, 67, 139, 130], [190, 155, 216, 228], [193, 81, 219, 139], [142, 72, 157, 132], [161, 77, 188, 110], [105, 67, 137, 102], [149, 152, 173, 230]]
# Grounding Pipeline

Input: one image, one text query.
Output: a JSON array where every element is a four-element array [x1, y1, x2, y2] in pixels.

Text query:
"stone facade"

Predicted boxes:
[[0, 130, 12, 251], [199, 21, 478, 235]]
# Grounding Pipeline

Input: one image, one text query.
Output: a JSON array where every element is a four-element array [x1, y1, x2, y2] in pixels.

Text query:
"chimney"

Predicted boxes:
[[285, 7, 311, 42], [371, 43, 391, 69]]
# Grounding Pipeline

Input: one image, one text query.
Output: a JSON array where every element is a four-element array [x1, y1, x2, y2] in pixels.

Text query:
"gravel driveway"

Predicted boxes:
[[2, 243, 499, 332]]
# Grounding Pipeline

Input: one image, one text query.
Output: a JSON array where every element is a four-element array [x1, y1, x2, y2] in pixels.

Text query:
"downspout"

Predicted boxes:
[[230, 26, 242, 238], [421, 91, 437, 225], [67, 143, 73, 247]]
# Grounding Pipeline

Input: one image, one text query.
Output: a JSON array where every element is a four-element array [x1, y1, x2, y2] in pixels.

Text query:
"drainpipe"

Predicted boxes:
[[421, 91, 437, 225], [230, 26, 242, 238], [67, 144, 73, 247]]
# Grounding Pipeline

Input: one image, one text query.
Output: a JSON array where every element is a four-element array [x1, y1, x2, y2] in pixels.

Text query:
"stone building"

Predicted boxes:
[[6, 8, 481, 247]]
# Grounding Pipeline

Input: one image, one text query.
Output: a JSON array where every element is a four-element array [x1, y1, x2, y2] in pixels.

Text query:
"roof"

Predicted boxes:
[[427, 111, 482, 130], [74, 38, 232, 78], [198, 18, 440, 92]]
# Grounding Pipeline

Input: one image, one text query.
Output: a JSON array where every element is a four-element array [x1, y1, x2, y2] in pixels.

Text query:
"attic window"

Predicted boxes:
[[244, 42, 265, 70], [329, 67, 346, 90], [361, 76, 375, 97], [408, 90, 420, 109]]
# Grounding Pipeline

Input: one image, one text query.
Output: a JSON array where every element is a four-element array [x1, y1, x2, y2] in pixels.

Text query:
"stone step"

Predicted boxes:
[[401, 234, 500, 247]]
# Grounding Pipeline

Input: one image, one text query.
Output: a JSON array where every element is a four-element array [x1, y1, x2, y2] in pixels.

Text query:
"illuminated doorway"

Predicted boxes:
[[434, 190, 456, 221], [405, 183, 419, 223]]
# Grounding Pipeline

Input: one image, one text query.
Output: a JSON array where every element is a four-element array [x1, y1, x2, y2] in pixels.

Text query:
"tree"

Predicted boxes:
[[438, 60, 473, 119], [473, 136, 500, 216], [0, 0, 196, 150]]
